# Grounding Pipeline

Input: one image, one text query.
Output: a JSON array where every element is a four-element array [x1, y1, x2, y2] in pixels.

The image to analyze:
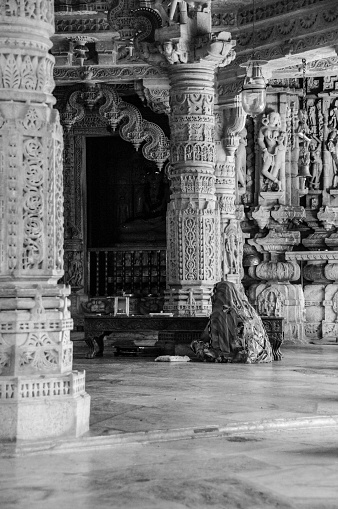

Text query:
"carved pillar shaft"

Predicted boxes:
[[217, 97, 246, 283], [165, 64, 220, 315], [0, 1, 89, 441]]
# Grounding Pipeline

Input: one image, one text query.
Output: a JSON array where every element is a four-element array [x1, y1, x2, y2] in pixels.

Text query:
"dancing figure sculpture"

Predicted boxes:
[[257, 111, 286, 192]]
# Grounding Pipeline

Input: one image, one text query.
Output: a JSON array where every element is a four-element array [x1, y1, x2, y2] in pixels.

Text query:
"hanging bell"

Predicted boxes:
[[298, 163, 312, 178], [298, 144, 312, 178]]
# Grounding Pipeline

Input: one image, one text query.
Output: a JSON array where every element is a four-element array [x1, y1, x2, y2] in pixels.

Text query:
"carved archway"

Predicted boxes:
[[60, 84, 170, 169], [56, 85, 170, 326]]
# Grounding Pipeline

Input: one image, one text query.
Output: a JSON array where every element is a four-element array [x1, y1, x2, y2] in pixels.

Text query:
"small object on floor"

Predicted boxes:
[[155, 355, 191, 362]]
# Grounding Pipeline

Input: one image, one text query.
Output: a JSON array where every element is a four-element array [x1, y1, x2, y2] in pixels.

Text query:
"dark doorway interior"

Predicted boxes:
[[86, 135, 168, 249], [86, 135, 169, 297]]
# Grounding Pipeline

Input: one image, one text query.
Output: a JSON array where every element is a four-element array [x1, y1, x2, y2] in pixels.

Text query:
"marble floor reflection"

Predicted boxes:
[[0, 339, 338, 509]]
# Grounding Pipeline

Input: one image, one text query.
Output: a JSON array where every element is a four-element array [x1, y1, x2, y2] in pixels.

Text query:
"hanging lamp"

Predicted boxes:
[[240, 0, 267, 117]]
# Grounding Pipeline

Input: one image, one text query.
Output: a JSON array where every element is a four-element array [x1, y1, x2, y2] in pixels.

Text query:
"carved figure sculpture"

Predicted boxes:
[[261, 291, 276, 316], [235, 127, 247, 195], [327, 129, 338, 188], [224, 220, 242, 275], [158, 40, 187, 64], [67, 252, 83, 288], [30, 291, 46, 321], [309, 141, 323, 190], [328, 99, 338, 130], [257, 111, 286, 191], [298, 139, 311, 182], [257, 287, 283, 318], [308, 104, 317, 132]]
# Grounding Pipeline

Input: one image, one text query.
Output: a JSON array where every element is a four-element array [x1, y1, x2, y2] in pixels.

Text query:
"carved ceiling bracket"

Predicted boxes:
[[134, 79, 170, 115]]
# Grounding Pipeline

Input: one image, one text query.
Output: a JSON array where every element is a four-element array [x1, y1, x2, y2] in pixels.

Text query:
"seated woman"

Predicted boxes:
[[191, 281, 273, 364]]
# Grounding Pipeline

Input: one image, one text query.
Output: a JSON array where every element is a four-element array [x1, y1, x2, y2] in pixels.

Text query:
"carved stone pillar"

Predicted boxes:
[[0, 1, 90, 440], [165, 64, 220, 315], [217, 97, 246, 284]]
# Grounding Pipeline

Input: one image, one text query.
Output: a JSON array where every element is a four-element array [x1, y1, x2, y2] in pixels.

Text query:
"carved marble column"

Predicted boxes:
[[217, 97, 247, 284], [0, 1, 90, 440], [165, 64, 220, 315]]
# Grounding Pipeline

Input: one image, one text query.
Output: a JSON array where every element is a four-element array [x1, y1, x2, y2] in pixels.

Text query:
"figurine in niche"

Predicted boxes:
[[310, 196, 319, 210], [298, 109, 309, 136], [261, 292, 276, 317], [235, 127, 247, 195], [258, 111, 286, 192], [309, 141, 323, 190], [224, 220, 241, 275], [308, 104, 317, 133], [225, 231, 238, 274], [327, 129, 338, 188]]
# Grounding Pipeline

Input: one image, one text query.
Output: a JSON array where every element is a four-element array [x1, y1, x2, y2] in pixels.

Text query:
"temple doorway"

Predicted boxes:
[[85, 134, 168, 299]]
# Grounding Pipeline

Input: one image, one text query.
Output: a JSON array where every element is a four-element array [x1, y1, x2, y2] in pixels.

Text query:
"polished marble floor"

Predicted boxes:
[[1, 339, 338, 509], [78, 340, 338, 437], [2, 427, 338, 509]]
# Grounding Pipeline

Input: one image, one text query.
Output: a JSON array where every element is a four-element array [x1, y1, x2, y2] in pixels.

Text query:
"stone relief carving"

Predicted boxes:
[[223, 219, 242, 276], [257, 287, 284, 318], [59, 85, 170, 169], [0, 52, 54, 97], [0, 335, 11, 374], [30, 290, 46, 321], [19, 332, 59, 371], [236, 1, 338, 50], [235, 127, 247, 195], [0, 104, 64, 276], [194, 32, 236, 67], [309, 140, 323, 190], [158, 40, 188, 64], [327, 128, 338, 188], [0, 0, 54, 22], [66, 251, 84, 288], [53, 65, 167, 82], [258, 111, 286, 192], [142, 86, 170, 115]]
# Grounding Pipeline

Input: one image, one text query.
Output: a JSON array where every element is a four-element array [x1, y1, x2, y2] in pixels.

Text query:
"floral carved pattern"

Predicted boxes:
[[0, 334, 11, 374], [19, 332, 59, 370], [7, 130, 19, 271], [0, 0, 54, 22], [22, 137, 44, 270], [0, 54, 54, 94]]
